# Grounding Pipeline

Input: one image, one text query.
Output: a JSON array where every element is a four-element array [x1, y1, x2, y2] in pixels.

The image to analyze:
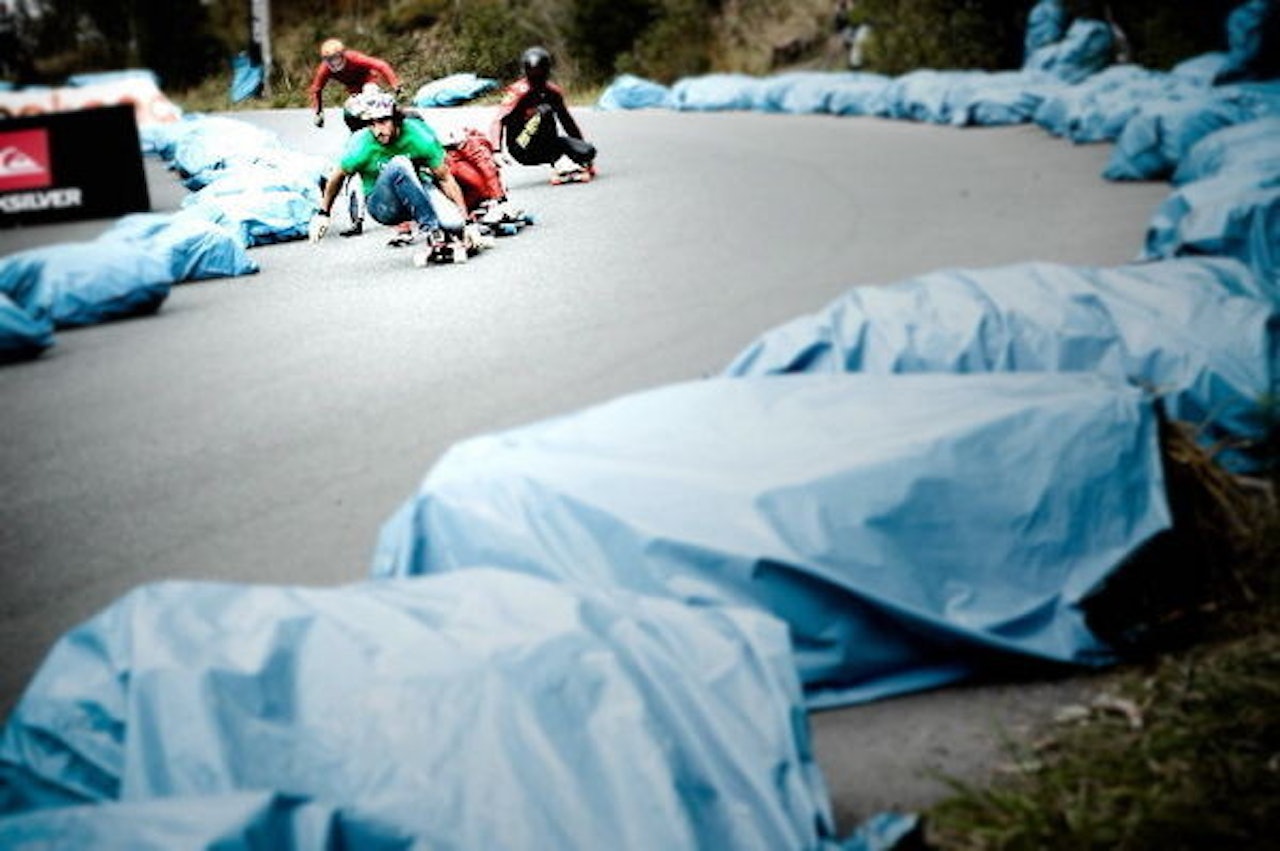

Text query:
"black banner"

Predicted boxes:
[[0, 104, 149, 228]]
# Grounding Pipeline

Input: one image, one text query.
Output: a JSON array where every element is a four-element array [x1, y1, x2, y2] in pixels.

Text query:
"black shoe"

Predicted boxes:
[[340, 221, 363, 237]]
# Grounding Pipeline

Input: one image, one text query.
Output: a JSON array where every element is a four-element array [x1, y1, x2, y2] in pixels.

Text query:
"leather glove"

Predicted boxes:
[[308, 211, 330, 243], [312, 111, 325, 128]]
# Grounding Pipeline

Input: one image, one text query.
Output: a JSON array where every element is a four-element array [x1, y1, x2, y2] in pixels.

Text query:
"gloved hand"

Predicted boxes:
[[308, 211, 330, 243], [312, 111, 325, 128]]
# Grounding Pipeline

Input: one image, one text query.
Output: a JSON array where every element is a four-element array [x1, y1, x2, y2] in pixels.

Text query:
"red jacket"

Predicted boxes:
[[308, 50, 400, 111], [490, 78, 583, 149]]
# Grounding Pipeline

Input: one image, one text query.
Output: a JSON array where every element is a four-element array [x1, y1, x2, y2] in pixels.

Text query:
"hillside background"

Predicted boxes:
[[7, 0, 1252, 106]]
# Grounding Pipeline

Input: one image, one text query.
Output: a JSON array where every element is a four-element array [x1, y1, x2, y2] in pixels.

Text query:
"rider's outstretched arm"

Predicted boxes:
[[318, 166, 350, 215]]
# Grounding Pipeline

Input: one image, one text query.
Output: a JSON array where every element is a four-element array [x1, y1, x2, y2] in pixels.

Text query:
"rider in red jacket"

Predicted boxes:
[[309, 38, 401, 131], [491, 46, 596, 175]]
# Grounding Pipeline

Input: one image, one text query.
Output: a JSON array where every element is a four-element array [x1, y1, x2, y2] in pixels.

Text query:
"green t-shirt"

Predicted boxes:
[[340, 118, 446, 196]]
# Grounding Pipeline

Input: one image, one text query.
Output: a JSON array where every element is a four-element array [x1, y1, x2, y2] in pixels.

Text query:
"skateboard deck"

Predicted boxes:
[[550, 165, 595, 186]]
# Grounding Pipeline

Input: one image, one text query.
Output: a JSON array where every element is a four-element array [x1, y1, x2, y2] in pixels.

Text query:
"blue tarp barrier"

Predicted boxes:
[[99, 212, 259, 281], [229, 51, 264, 103], [1172, 52, 1232, 86], [1036, 67, 1214, 143], [0, 293, 54, 363], [182, 188, 313, 247], [1024, 0, 1067, 63], [371, 373, 1171, 709], [169, 116, 285, 185], [64, 68, 159, 87], [0, 571, 847, 850], [182, 158, 326, 201], [1216, 0, 1279, 83], [597, 74, 675, 110], [1173, 116, 1280, 185], [0, 242, 171, 329], [672, 73, 766, 111], [1142, 176, 1280, 299], [0, 792, 415, 850], [724, 259, 1277, 472], [878, 70, 971, 123], [1103, 91, 1259, 181], [138, 113, 203, 160], [1023, 19, 1115, 85], [826, 73, 894, 116], [411, 72, 497, 107], [950, 71, 1058, 127], [752, 72, 848, 114]]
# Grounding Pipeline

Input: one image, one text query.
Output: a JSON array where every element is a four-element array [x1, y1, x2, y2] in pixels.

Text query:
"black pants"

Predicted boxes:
[[507, 104, 596, 167]]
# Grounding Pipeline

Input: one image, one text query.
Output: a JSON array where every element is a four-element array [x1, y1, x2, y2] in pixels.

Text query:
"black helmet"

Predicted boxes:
[[521, 46, 552, 78]]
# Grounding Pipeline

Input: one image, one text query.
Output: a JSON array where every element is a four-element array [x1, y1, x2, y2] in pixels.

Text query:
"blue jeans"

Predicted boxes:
[[365, 156, 442, 231]]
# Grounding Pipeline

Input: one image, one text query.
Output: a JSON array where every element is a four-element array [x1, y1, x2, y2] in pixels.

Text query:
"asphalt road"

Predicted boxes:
[[0, 104, 1170, 830]]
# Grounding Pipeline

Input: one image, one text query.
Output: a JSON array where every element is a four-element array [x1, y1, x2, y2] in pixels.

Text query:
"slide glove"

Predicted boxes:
[[308, 211, 330, 243]]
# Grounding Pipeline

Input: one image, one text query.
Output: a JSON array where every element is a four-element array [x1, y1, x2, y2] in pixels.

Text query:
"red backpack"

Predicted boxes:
[[445, 128, 506, 212]]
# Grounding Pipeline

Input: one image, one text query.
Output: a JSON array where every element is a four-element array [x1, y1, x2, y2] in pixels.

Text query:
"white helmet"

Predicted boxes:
[[359, 92, 399, 122]]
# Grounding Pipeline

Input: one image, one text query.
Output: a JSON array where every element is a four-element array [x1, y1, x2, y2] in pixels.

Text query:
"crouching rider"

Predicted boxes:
[[310, 93, 469, 255]]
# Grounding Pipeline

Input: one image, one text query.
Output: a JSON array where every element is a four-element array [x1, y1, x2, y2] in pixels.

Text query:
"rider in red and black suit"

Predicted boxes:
[[309, 38, 402, 131], [491, 46, 596, 173]]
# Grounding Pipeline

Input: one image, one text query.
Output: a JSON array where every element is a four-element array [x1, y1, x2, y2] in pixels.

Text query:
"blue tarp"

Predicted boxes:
[[1142, 176, 1280, 298], [0, 242, 172, 329], [0, 571, 845, 850], [371, 373, 1171, 709], [182, 187, 314, 247], [597, 74, 675, 110], [1033, 66, 1202, 143], [1024, 0, 1067, 63], [1216, 0, 1279, 83], [826, 73, 894, 116], [99, 212, 259, 281], [725, 259, 1277, 472], [229, 51, 264, 103], [672, 73, 766, 111], [169, 116, 286, 185], [411, 72, 497, 107], [0, 293, 54, 363], [1103, 91, 1259, 181], [64, 68, 159, 88], [1173, 116, 1280, 185], [1023, 19, 1115, 85], [0, 792, 415, 850], [1172, 52, 1232, 86]]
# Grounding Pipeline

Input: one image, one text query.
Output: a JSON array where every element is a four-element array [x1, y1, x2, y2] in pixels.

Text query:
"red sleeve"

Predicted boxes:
[[489, 80, 528, 148], [347, 50, 400, 90], [308, 62, 331, 111]]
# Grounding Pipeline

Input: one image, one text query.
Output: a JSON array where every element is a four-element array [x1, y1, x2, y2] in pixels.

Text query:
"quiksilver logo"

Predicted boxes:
[[0, 187, 83, 213], [0, 146, 46, 178], [0, 129, 52, 192]]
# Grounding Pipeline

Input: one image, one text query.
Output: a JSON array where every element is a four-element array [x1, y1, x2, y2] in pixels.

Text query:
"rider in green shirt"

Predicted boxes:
[[310, 92, 468, 251]]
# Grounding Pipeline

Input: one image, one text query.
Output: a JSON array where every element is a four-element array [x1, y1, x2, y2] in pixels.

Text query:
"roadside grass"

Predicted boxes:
[[925, 449, 1280, 850]]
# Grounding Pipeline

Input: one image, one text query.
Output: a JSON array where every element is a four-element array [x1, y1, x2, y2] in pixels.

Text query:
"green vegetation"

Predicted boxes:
[[7, 0, 1244, 109]]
